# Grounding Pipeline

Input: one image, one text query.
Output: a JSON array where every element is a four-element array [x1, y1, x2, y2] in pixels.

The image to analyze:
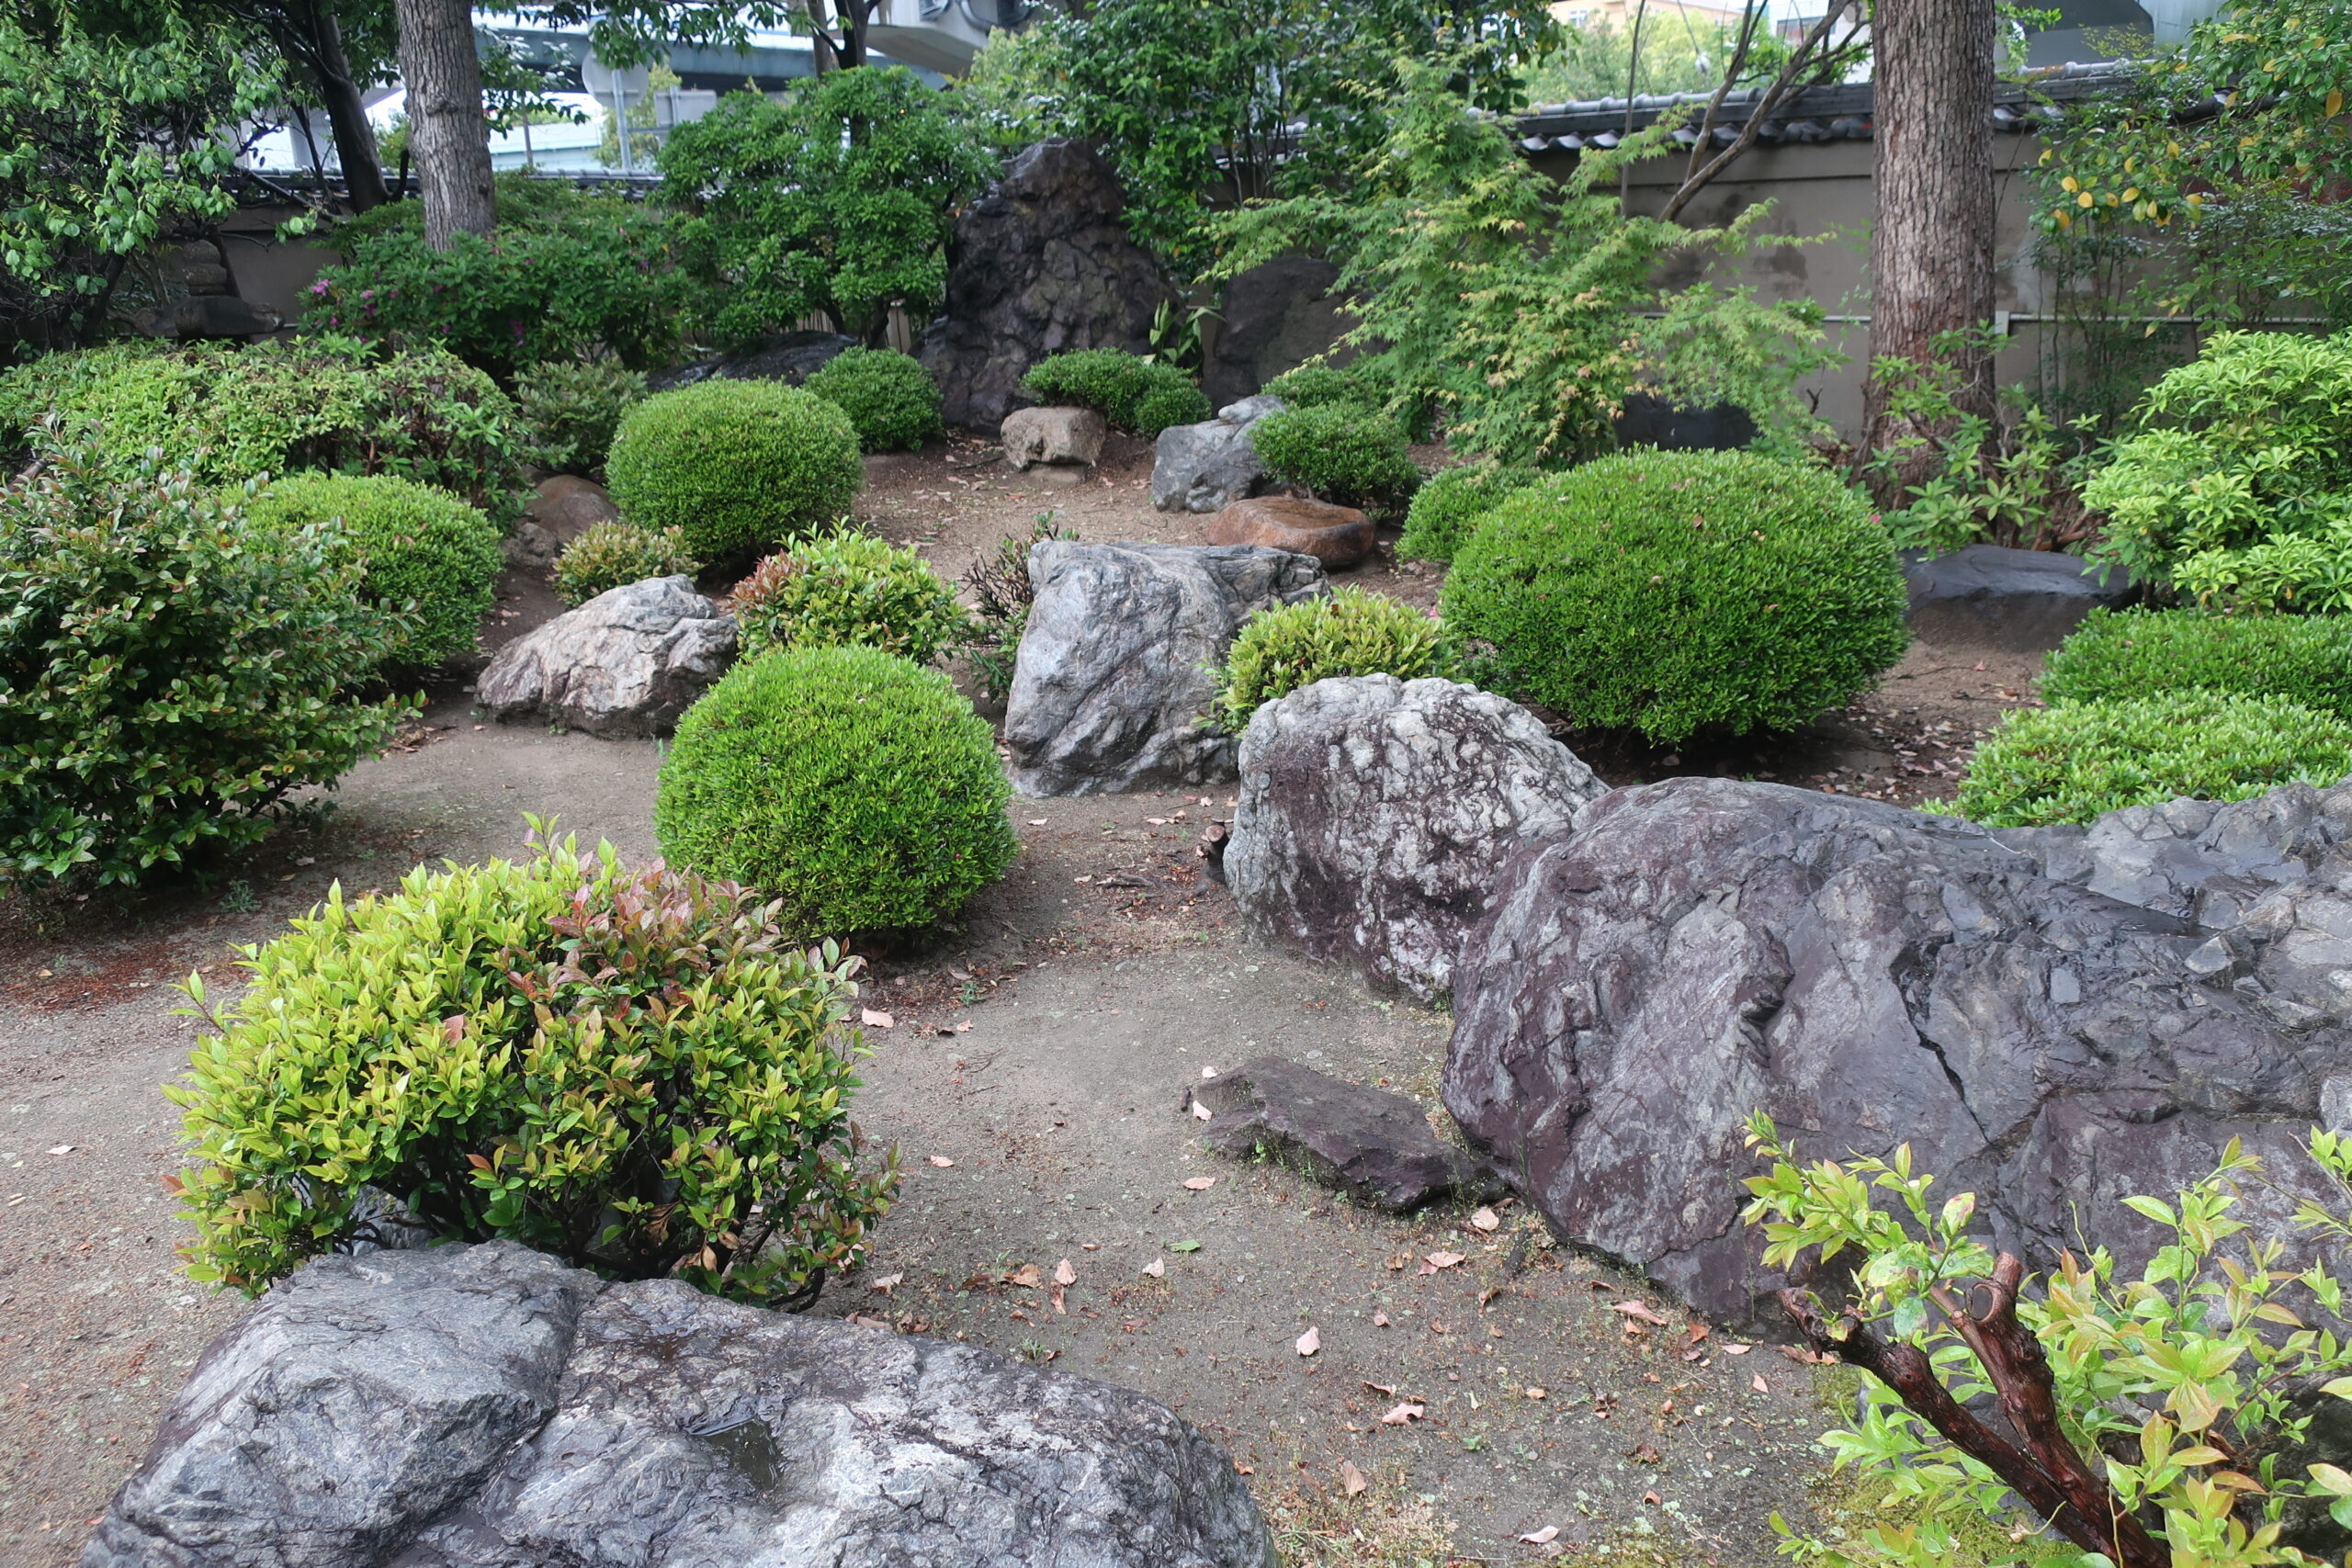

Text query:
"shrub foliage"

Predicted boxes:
[[1215, 587, 1444, 730], [1396, 461, 1543, 562], [1018, 348, 1211, 435], [802, 347, 944, 453], [514, 360, 647, 477], [553, 522, 702, 608], [605, 379, 863, 559], [730, 528, 971, 665], [2042, 608, 2352, 720], [1249, 402, 1421, 513], [1442, 450, 1909, 744], [656, 645, 1016, 941], [963, 512, 1072, 705], [0, 453, 407, 888], [170, 832, 899, 1308]]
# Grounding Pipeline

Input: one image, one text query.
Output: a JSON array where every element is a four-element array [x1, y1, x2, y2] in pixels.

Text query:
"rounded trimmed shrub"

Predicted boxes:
[[1396, 462, 1543, 562], [1261, 363, 1380, 411], [730, 527, 972, 665], [168, 834, 899, 1306], [1951, 692, 2352, 828], [1018, 348, 1209, 435], [514, 360, 646, 475], [1131, 379, 1215, 438], [1249, 403, 1420, 513], [2041, 608, 2352, 720], [243, 473, 503, 670], [1442, 450, 1910, 745], [553, 521, 702, 607], [802, 347, 944, 452], [656, 645, 1016, 940], [0, 452, 407, 889], [1214, 587, 1446, 730], [605, 379, 863, 559]]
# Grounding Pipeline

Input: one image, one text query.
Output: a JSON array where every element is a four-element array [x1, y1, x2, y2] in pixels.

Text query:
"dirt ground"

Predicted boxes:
[[0, 436, 2059, 1567]]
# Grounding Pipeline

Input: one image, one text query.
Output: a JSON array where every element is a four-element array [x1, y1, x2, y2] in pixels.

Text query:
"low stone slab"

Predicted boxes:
[[1207, 496, 1374, 569], [476, 575, 735, 739], [1904, 544, 2133, 651], [1186, 1056, 1505, 1213], [1002, 405, 1108, 470], [86, 1241, 1273, 1568]]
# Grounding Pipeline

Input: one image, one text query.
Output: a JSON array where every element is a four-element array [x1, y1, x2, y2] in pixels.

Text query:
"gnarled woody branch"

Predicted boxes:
[[1780, 1260, 2167, 1568]]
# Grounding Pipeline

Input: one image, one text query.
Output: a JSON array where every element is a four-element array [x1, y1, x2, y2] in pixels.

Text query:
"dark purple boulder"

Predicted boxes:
[[1187, 1056, 1505, 1213]]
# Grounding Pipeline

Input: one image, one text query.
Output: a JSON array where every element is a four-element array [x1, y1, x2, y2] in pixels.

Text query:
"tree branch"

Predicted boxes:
[[1660, 0, 1857, 223]]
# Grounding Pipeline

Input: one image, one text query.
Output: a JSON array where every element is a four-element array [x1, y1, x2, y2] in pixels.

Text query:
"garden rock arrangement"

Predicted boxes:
[[1227, 676, 1603, 998], [1150, 395, 1284, 513], [1438, 774, 2352, 1324], [477, 575, 736, 739], [1903, 542, 2135, 651], [1207, 495, 1374, 568], [1005, 542, 1325, 795], [1201, 256, 1351, 409], [86, 1242, 1272, 1568], [918, 140, 1172, 434], [1001, 405, 1108, 471], [1187, 1055, 1506, 1213]]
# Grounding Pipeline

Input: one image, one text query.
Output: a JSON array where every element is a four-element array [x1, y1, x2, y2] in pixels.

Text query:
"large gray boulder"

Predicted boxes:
[[85, 1241, 1272, 1568], [917, 141, 1173, 434], [1227, 676, 1604, 999], [476, 576, 735, 739], [1150, 395, 1284, 514], [1441, 775, 2352, 1325], [1005, 542, 1325, 796]]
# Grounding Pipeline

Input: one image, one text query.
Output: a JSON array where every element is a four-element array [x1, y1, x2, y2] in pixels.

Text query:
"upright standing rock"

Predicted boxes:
[[1005, 542, 1325, 795], [1226, 676, 1604, 998], [1201, 256, 1351, 409], [917, 141, 1173, 434]]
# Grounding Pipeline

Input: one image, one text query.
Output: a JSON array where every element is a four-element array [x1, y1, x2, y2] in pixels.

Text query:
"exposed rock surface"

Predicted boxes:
[[918, 141, 1172, 434], [648, 330, 857, 393], [506, 475, 621, 570], [85, 1241, 1272, 1568], [1904, 543, 2134, 651], [1207, 496, 1374, 569], [1610, 393, 1758, 453], [1227, 677, 1604, 998], [1001, 405, 1108, 470], [1442, 775, 2352, 1324], [1005, 542, 1325, 795], [1186, 1056, 1505, 1213], [1202, 257, 1351, 409], [1150, 395, 1286, 514], [476, 576, 735, 739]]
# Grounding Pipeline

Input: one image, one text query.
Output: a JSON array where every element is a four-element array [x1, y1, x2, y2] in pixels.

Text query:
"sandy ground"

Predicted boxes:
[[0, 437, 2063, 1566]]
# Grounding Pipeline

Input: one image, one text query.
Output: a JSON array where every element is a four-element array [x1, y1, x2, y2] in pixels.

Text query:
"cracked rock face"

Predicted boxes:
[[86, 1242, 1272, 1568], [1227, 676, 1604, 999], [476, 577, 735, 739], [1442, 775, 2352, 1325]]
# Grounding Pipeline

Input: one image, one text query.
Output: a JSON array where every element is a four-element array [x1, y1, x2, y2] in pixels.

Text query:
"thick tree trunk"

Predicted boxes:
[[393, 0, 493, 246], [1862, 0, 1997, 502], [300, 0, 390, 212]]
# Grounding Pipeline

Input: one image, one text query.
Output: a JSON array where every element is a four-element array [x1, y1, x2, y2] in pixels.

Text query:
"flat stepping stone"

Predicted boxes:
[[1207, 496, 1374, 568], [1185, 1055, 1505, 1213]]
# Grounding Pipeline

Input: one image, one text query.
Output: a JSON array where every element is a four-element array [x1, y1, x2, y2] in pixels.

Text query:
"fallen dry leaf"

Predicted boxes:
[[1469, 1206, 1501, 1233], [1233, 1461, 1253, 1475], [1340, 1460, 1368, 1496], [1723, 1341, 1753, 1355], [1628, 1443, 1662, 1464], [1009, 1264, 1042, 1289], [46, 1145, 74, 1156], [927, 1156, 956, 1168], [859, 1009, 895, 1029], [1385, 1253, 1410, 1271], [1192, 1101, 1213, 1122], [1363, 1381, 1396, 1395], [1520, 1525, 1560, 1545], [1051, 1285, 1067, 1314], [1379, 1402, 1425, 1426], [1424, 1251, 1466, 1270], [869, 1272, 903, 1296], [1372, 1311, 1390, 1327], [1752, 1373, 1770, 1393], [1526, 1386, 1546, 1400], [1028, 818, 1047, 826], [1644, 1491, 1662, 1506], [1611, 1301, 1672, 1326], [1054, 1258, 1077, 1286], [1182, 1176, 1217, 1191], [1295, 1325, 1320, 1357], [1141, 1257, 1166, 1278], [845, 1313, 893, 1330]]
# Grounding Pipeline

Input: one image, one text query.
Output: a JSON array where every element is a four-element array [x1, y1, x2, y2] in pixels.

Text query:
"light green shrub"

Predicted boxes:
[[1442, 449, 1909, 744], [802, 347, 943, 452], [1018, 348, 1209, 435], [243, 473, 503, 670], [514, 360, 646, 475], [552, 521, 702, 607], [168, 833, 899, 1307], [1248, 402, 1420, 513], [1396, 461, 1542, 562], [605, 379, 863, 559], [729, 527, 971, 665], [2041, 607, 2352, 719], [1214, 587, 1444, 730], [655, 645, 1016, 940], [1951, 691, 2352, 827]]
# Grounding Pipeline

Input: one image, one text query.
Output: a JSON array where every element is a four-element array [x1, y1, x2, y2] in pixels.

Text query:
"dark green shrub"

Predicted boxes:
[[1396, 461, 1543, 562], [729, 528, 971, 665], [801, 348, 943, 452], [962, 512, 1072, 705], [1952, 692, 2352, 828], [2041, 608, 2352, 719], [1261, 363, 1379, 412], [514, 361, 646, 476], [605, 380, 863, 559], [655, 645, 1016, 941], [553, 522, 702, 608], [1248, 402, 1420, 513], [168, 833, 899, 1307], [0, 337, 526, 517], [1442, 450, 1909, 745], [243, 473, 503, 671], [1213, 587, 1445, 730], [1019, 348, 1209, 435], [0, 452, 408, 888]]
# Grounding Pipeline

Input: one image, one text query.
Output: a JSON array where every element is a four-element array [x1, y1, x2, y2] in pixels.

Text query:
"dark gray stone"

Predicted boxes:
[[1150, 396, 1286, 514], [505, 475, 621, 571], [1904, 543, 2134, 651], [647, 331, 858, 393], [1202, 256, 1351, 410], [86, 1242, 1271, 1568], [1227, 676, 1604, 999], [164, 295, 279, 339], [917, 140, 1174, 434], [1442, 774, 2352, 1325], [1005, 542, 1325, 796], [1186, 1056, 1506, 1213], [476, 576, 735, 739], [1611, 393, 1758, 453]]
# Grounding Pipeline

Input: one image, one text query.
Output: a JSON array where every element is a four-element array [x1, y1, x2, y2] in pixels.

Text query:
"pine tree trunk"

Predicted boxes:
[[1862, 0, 1997, 502], [393, 0, 493, 246], [300, 0, 390, 212]]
